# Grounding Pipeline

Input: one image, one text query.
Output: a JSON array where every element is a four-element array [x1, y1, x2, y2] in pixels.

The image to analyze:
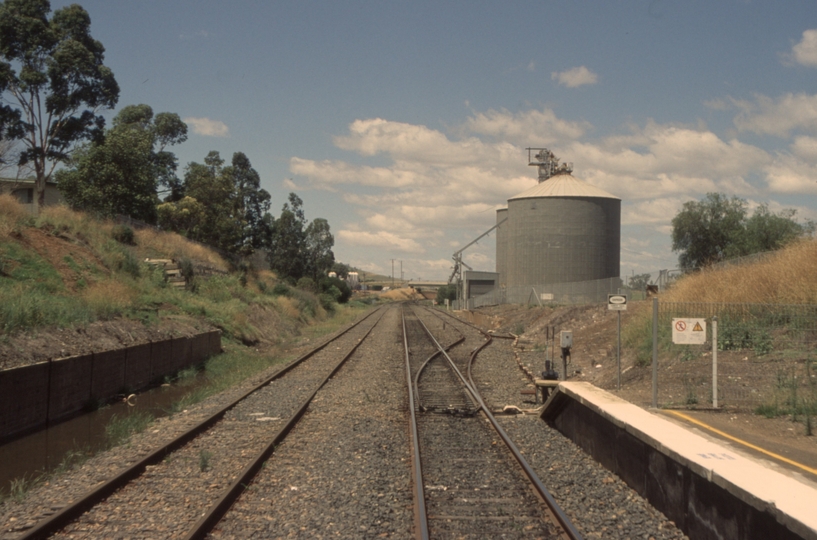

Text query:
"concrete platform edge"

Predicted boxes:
[[541, 381, 817, 540]]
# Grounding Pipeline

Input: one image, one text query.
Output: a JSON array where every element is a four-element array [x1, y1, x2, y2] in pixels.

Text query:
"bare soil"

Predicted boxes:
[[467, 302, 817, 481]]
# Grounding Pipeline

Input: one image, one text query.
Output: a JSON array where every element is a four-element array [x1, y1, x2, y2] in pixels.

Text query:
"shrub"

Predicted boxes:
[[318, 293, 336, 313], [320, 277, 351, 303], [111, 224, 135, 245], [296, 277, 317, 293], [272, 283, 290, 296]]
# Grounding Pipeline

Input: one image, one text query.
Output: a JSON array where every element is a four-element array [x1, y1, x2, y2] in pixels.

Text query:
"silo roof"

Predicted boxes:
[[509, 173, 620, 201]]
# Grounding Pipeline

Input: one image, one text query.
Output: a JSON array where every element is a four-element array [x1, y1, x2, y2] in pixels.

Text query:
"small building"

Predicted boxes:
[[0, 177, 64, 215], [463, 270, 499, 309]]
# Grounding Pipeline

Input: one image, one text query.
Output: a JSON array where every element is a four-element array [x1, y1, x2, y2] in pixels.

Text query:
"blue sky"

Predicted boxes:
[[41, 0, 817, 281]]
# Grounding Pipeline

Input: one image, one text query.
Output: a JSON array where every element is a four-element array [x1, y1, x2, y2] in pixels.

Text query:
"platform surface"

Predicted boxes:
[[542, 382, 817, 540]]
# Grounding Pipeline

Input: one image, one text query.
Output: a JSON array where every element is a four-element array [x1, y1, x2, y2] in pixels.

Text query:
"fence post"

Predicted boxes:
[[652, 297, 658, 408], [712, 316, 718, 408]]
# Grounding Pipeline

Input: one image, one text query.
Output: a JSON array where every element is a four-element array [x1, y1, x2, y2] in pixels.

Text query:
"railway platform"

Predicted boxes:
[[541, 381, 817, 540]]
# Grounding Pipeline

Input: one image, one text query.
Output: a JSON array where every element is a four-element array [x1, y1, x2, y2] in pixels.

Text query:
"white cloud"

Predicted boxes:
[[551, 66, 598, 88], [527, 60, 536, 72], [337, 230, 424, 254], [289, 108, 810, 279], [184, 117, 230, 137], [732, 93, 817, 136], [791, 29, 817, 67], [764, 154, 817, 194], [463, 108, 589, 146], [790, 136, 817, 160], [622, 198, 685, 226]]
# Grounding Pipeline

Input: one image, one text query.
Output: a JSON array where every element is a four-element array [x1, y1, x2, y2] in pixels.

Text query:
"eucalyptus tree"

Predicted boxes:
[[56, 104, 187, 223], [671, 193, 813, 270], [0, 0, 119, 211], [157, 151, 271, 256]]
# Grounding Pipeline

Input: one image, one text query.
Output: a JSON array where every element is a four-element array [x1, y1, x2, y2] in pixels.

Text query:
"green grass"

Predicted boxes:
[[105, 411, 155, 448]]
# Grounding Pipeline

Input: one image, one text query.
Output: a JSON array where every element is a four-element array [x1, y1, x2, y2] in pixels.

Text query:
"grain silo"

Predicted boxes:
[[499, 149, 620, 288], [495, 208, 508, 286]]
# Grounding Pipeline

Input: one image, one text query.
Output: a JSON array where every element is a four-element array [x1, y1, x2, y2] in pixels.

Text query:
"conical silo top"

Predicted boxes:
[[508, 172, 619, 201]]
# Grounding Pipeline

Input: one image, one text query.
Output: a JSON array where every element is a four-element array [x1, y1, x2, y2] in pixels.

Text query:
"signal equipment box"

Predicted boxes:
[[560, 330, 573, 348]]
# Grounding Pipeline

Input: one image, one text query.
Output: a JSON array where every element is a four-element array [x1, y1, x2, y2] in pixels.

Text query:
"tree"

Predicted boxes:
[[739, 204, 813, 254], [56, 104, 186, 223], [331, 262, 350, 279], [304, 217, 335, 281], [672, 193, 812, 270], [671, 193, 747, 270], [0, 0, 119, 211], [627, 273, 653, 291], [267, 193, 307, 281], [157, 150, 271, 255], [226, 152, 271, 255], [436, 284, 458, 304]]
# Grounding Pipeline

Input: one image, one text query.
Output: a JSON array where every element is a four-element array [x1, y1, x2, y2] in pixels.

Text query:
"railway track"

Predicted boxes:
[[15, 307, 385, 540], [403, 305, 582, 539]]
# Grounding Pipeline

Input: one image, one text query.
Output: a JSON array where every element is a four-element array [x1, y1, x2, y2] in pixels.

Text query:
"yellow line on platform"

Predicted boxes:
[[664, 410, 817, 476]]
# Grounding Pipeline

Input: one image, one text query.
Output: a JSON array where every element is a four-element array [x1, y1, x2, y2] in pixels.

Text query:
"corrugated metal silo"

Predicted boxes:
[[504, 173, 620, 287], [495, 208, 508, 286]]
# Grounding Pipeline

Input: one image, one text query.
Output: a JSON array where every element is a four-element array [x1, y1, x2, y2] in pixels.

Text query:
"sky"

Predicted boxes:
[[37, 0, 817, 282]]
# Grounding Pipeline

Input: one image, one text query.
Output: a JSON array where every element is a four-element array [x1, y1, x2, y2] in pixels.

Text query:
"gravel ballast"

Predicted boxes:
[[1, 305, 692, 539]]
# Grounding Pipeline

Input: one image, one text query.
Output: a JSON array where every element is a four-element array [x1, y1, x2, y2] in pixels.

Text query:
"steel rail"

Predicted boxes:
[[184, 308, 385, 539], [18, 307, 383, 540], [401, 307, 430, 540], [415, 306, 584, 540]]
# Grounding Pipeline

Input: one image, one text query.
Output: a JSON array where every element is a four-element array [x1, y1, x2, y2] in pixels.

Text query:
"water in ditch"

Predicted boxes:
[[0, 372, 209, 499]]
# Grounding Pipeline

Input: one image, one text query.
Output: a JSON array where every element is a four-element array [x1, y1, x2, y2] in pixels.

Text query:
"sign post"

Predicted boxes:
[[712, 316, 718, 408], [608, 294, 627, 390]]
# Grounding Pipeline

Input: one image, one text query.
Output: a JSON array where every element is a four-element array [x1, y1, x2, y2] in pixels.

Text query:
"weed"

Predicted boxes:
[[755, 403, 780, 418], [199, 450, 213, 472], [111, 224, 135, 245], [683, 376, 699, 405], [514, 324, 525, 336], [7, 475, 35, 502], [179, 258, 195, 282], [105, 411, 154, 448]]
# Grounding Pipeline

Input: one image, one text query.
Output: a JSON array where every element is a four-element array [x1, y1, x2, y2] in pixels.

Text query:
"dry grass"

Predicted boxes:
[[135, 228, 229, 271], [663, 239, 817, 304], [275, 296, 302, 319], [0, 194, 31, 238], [380, 287, 424, 301], [82, 280, 136, 317]]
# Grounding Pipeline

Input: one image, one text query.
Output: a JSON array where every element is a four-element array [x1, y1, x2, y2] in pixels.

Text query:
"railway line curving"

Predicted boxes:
[[403, 305, 581, 539]]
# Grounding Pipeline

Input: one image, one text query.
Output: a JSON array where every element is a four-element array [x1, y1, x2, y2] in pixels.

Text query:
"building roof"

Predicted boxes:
[[508, 173, 620, 201]]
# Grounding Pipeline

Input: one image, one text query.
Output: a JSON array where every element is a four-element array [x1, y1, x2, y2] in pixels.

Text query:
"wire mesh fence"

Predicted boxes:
[[648, 302, 817, 415], [464, 277, 625, 309]]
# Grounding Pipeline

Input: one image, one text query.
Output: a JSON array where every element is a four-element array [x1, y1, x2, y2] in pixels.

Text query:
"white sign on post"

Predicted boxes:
[[608, 294, 627, 311], [672, 318, 706, 344], [540, 293, 554, 301]]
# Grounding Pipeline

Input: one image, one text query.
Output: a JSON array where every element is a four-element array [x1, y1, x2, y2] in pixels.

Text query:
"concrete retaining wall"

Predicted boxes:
[[0, 330, 221, 440]]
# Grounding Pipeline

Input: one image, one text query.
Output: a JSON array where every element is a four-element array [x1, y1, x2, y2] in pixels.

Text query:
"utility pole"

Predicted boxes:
[[400, 260, 403, 285], [391, 259, 395, 288]]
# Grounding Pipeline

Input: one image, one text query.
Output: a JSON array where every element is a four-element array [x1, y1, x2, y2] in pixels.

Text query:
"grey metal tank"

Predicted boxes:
[[496, 208, 508, 286], [502, 172, 620, 287]]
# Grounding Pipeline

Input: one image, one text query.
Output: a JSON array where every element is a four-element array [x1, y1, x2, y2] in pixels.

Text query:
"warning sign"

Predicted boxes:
[[672, 318, 706, 344]]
